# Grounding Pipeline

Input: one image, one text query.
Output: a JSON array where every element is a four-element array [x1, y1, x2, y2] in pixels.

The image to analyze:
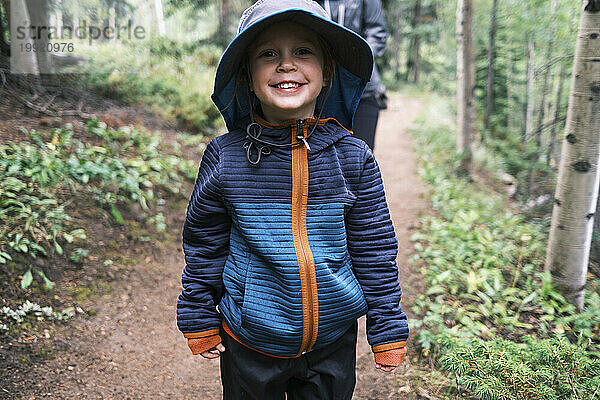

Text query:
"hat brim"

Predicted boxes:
[[214, 8, 373, 94]]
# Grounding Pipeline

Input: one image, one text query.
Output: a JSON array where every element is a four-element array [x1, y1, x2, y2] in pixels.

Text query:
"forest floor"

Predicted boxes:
[[2, 93, 432, 399]]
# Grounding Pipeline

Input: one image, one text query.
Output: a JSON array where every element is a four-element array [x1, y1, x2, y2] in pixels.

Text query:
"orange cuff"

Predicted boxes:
[[187, 335, 222, 355], [372, 341, 407, 367], [183, 329, 221, 355]]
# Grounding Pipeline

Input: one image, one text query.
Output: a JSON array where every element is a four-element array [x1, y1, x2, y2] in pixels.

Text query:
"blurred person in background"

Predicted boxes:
[[315, 0, 388, 150]]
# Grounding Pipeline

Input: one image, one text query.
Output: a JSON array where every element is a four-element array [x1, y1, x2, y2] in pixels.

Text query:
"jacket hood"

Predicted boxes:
[[211, 0, 374, 132]]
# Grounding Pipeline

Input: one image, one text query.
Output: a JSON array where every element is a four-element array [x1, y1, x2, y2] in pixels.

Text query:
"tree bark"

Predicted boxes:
[[108, 4, 116, 40], [545, 0, 600, 311], [534, 0, 559, 148], [27, 0, 52, 75], [456, 0, 474, 176], [548, 61, 566, 166], [506, 49, 514, 134], [484, 0, 498, 135], [0, 0, 10, 57], [72, 8, 79, 33], [10, 0, 39, 75], [215, 0, 232, 47], [393, 6, 403, 80], [405, 0, 421, 83], [153, 0, 166, 36], [524, 38, 535, 143]]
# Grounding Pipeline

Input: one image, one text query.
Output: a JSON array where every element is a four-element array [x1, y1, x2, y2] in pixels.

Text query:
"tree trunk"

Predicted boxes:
[[507, 49, 514, 134], [27, 0, 52, 75], [10, 0, 39, 75], [72, 8, 79, 35], [215, 0, 232, 47], [484, 0, 498, 135], [523, 38, 535, 143], [456, 0, 474, 176], [405, 0, 422, 83], [0, 0, 10, 57], [548, 61, 566, 166], [591, 183, 600, 275], [393, 6, 403, 80], [534, 0, 559, 148], [545, 0, 600, 311], [153, 0, 166, 36], [108, 4, 116, 40]]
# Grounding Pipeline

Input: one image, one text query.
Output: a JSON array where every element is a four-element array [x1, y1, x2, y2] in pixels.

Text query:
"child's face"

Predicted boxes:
[[248, 22, 327, 124]]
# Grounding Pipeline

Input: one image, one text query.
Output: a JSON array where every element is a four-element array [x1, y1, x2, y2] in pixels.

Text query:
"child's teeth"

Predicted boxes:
[[278, 83, 299, 89]]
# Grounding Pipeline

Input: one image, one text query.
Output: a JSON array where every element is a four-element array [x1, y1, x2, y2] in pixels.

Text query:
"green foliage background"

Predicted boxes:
[[408, 95, 600, 399]]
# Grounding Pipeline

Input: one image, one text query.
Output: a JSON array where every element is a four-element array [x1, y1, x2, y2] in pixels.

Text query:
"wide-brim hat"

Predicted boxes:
[[211, 0, 374, 131]]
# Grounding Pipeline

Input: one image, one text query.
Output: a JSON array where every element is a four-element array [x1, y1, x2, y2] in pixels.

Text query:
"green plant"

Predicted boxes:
[[407, 95, 599, 398], [440, 335, 600, 400], [1, 121, 197, 292], [20, 268, 54, 290], [69, 39, 223, 132], [69, 248, 90, 263], [0, 300, 75, 335]]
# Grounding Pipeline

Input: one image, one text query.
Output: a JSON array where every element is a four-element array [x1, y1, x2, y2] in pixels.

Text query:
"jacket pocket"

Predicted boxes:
[[241, 254, 303, 341]]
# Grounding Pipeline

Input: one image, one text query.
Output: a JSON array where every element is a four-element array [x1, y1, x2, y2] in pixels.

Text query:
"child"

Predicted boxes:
[[177, 0, 409, 398]]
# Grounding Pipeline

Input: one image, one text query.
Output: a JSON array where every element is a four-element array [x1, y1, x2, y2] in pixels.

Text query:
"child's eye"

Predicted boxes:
[[259, 50, 277, 58], [296, 48, 313, 56]]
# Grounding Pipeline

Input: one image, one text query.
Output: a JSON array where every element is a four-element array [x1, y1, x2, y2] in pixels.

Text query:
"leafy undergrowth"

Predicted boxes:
[[408, 95, 600, 399], [65, 36, 223, 133], [0, 120, 198, 341]]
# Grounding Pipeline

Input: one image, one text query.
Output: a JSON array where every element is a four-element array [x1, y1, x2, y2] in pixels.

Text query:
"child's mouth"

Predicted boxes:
[[271, 82, 306, 90]]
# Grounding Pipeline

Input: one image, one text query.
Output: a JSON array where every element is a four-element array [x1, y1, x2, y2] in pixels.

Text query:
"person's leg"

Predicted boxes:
[[220, 328, 289, 400], [286, 321, 358, 400], [352, 96, 380, 150]]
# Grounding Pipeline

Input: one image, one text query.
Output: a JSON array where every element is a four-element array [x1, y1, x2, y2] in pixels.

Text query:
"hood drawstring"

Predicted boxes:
[[243, 105, 326, 165]]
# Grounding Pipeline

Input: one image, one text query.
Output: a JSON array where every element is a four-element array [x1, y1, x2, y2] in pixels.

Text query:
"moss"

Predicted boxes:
[[69, 286, 94, 303], [37, 347, 55, 361], [125, 221, 143, 241]]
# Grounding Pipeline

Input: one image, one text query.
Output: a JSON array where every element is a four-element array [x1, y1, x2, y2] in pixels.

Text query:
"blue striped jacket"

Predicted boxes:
[[177, 115, 408, 358]]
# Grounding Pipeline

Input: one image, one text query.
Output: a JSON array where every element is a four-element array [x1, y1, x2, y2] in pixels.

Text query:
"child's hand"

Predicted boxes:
[[373, 347, 406, 372], [200, 343, 226, 359], [375, 363, 395, 372]]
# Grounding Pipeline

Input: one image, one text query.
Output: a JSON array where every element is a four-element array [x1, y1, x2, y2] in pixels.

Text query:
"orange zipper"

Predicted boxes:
[[292, 119, 318, 355]]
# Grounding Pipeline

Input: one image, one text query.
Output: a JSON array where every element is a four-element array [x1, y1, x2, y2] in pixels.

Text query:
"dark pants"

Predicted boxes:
[[220, 322, 358, 400], [353, 96, 380, 150]]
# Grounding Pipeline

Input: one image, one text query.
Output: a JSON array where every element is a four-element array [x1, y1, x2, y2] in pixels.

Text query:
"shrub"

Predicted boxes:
[[440, 335, 600, 400]]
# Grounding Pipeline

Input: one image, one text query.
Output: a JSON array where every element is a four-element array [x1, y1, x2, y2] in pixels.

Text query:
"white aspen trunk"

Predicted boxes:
[[108, 6, 115, 40], [534, 0, 559, 147], [27, 0, 52, 74], [73, 8, 80, 37], [56, 0, 63, 31], [154, 0, 165, 36], [10, 0, 39, 75], [545, 0, 600, 311], [524, 38, 535, 142], [549, 62, 567, 166], [456, 0, 474, 176]]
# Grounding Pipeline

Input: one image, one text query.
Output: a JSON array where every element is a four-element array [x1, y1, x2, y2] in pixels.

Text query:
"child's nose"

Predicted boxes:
[[276, 55, 297, 73]]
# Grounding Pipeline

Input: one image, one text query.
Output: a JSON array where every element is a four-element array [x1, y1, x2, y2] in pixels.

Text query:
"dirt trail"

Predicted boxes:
[[26, 96, 426, 400]]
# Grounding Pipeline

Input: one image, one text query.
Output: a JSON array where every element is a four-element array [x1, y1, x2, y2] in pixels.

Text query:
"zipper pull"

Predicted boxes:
[[296, 119, 310, 151]]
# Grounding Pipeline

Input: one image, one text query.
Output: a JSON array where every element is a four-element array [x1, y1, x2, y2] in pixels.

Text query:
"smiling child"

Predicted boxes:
[[177, 0, 409, 398]]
